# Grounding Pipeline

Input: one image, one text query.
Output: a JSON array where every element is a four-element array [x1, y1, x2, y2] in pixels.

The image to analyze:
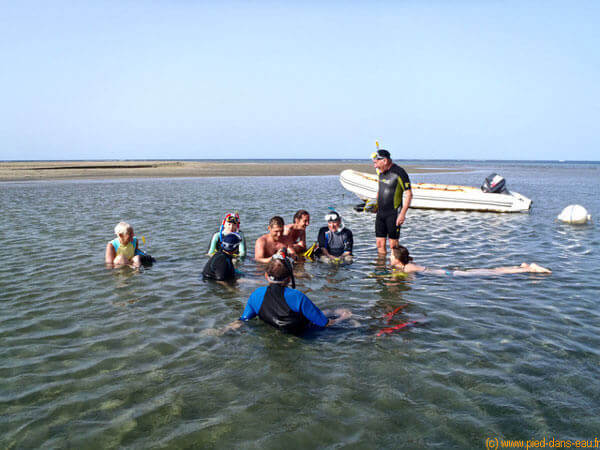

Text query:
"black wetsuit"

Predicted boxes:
[[376, 163, 411, 239], [202, 251, 235, 282], [316, 226, 353, 257], [240, 285, 329, 335]]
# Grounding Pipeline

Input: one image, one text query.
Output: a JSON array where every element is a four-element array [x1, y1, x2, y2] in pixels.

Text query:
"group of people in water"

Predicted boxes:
[[105, 149, 551, 336]]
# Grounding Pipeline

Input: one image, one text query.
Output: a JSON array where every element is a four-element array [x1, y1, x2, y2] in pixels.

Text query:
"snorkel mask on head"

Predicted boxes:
[[219, 212, 240, 241], [270, 248, 295, 288], [222, 212, 240, 226], [325, 211, 345, 231]]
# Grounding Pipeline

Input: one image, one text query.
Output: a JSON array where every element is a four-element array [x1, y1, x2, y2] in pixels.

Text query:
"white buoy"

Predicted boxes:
[[557, 204, 592, 224]]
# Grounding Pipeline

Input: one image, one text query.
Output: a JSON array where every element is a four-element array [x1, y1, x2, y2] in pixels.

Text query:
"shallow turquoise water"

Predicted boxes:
[[1, 162, 599, 448]]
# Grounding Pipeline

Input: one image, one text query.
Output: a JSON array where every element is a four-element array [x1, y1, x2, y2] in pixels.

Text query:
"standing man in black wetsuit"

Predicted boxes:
[[372, 149, 413, 254]]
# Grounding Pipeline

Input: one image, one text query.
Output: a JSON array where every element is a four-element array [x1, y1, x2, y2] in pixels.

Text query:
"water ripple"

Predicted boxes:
[[1, 166, 599, 447]]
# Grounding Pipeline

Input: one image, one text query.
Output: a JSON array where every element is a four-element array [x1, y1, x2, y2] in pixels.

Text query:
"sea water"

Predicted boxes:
[[1, 161, 599, 448]]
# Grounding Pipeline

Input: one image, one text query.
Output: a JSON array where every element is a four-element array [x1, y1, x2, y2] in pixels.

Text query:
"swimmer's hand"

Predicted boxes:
[[201, 320, 243, 336], [327, 308, 352, 326]]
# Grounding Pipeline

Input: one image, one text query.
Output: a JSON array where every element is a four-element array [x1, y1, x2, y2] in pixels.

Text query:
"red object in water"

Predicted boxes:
[[383, 305, 408, 323], [377, 320, 422, 337]]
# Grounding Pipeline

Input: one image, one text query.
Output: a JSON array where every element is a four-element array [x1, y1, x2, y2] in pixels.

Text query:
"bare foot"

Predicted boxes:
[[524, 263, 551, 273]]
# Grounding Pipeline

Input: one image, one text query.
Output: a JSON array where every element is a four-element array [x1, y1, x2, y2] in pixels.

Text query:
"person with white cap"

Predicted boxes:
[[315, 211, 353, 263]]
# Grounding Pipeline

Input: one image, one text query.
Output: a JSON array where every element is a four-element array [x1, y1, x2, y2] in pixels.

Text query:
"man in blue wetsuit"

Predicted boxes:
[[225, 251, 351, 335], [372, 149, 413, 254]]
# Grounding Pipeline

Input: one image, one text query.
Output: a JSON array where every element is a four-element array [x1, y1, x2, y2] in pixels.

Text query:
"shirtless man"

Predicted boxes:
[[284, 210, 310, 254], [255, 216, 296, 263]]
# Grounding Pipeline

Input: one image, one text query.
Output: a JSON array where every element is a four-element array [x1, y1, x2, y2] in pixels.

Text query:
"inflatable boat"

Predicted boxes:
[[340, 170, 532, 213]]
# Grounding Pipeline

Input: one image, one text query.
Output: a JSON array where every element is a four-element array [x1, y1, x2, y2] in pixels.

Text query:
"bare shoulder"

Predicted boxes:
[[406, 263, 425, 273]]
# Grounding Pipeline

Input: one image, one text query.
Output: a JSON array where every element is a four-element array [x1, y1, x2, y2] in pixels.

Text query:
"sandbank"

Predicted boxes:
[[0, 160, 461, 182]]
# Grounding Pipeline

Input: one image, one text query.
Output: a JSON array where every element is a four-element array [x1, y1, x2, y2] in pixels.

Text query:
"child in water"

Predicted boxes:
[[207, 213, 247, 258], [105, 222, 142, 268]]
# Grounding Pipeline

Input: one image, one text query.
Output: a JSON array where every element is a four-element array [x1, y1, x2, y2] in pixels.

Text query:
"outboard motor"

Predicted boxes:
[[481, 173, 507, 194]]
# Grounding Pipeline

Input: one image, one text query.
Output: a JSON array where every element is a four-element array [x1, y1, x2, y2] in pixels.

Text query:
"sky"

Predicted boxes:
[[1, 1, 599, 161]]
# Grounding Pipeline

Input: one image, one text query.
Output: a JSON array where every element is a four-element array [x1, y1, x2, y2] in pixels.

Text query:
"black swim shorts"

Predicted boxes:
[[375, 211, 400, 239]]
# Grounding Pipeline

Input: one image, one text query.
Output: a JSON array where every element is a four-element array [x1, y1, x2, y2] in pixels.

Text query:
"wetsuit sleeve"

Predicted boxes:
[[344, 229, 353, 254], [392, 166, 411, 211], [240, 288, 266, 321], [285, 290, 328, 327], [395, 166, 411, 190], [208, 232, 219, 255], [239, 231, 246, 257], [317, 227, 328, 250]]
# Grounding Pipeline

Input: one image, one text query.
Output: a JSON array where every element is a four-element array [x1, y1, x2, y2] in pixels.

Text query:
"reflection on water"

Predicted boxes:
[[1, 162, 599, 447]]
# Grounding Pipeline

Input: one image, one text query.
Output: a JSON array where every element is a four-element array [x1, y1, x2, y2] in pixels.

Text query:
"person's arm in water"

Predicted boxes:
[[292, 291, 352, 327], [238, 231, 247, 258], [254, 236, 273, 264], [327, 309, 352, 326], [207, 232, 219, 256], [293, 229, 307, 253], [341, 229, 353, 258], [221, 289, 262, 331], [316, 227, 334, 259], [105, 242, 116, 265], [397, 189, 412, 226]]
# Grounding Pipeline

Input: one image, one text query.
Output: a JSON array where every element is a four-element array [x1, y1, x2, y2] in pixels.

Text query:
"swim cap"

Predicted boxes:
[[371, 149, 391, 160], [325, 211, 341, 222], [221, 232, 242, 252]]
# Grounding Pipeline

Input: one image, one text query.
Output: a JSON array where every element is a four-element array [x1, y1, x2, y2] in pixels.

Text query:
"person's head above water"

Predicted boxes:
[[293, 210, 310, 229], [325, 211, 342, 233], [114, 222, 133, 243], [391, 246, 413, 265], [222, 213, 240, 233], [266, 255, 293, 284], [268, 216, 285, 241], [221, 232, 242, 254], [371, 149, 393, 172]]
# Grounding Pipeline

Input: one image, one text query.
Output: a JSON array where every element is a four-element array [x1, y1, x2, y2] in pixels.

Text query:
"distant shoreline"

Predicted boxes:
[[0, 161, 463, 182]]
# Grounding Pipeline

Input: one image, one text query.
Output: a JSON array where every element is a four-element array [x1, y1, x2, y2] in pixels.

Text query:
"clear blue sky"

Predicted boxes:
[[1, 1, 598, 161]]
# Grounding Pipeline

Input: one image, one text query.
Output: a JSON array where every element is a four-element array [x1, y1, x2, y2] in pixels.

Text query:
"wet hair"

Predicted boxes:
[[114, 222, 133, 236], [269, 216, 284, 228], [293, 210, 310, 222], [266, 258, 292, 282], [392, 246, 413, 265]]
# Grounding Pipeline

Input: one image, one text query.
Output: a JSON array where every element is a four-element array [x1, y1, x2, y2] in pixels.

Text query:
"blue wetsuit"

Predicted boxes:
[[240, 285, 328, 334]]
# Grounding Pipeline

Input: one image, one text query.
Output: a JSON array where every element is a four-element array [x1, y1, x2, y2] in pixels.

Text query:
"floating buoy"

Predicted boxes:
[[557, 205, 591, 224]]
